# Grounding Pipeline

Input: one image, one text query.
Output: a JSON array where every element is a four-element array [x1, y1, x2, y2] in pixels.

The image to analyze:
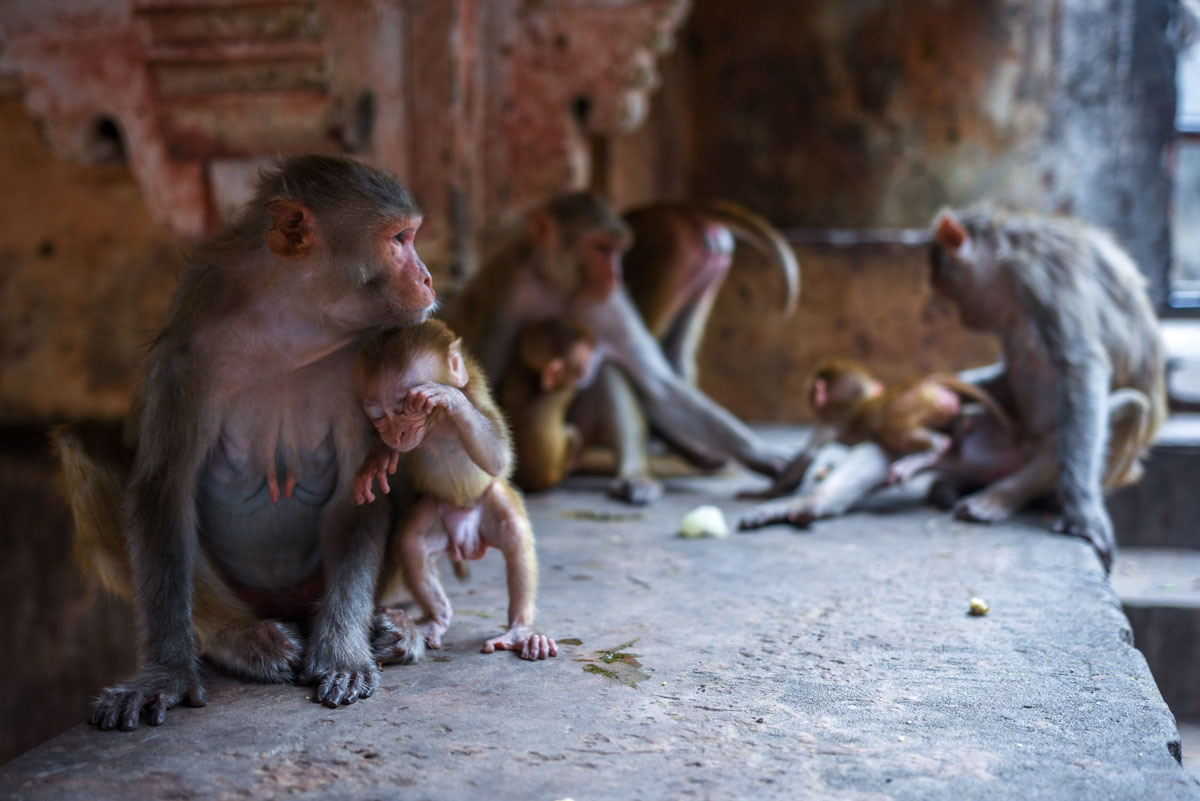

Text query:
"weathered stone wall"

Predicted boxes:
[[0, 91, 179, 423], [614, 0, 1180, 303], [697, 240, 997, 423]]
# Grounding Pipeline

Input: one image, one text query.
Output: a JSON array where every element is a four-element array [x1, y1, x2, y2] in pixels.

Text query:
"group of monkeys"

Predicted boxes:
[[54, 155, 1164, 730]]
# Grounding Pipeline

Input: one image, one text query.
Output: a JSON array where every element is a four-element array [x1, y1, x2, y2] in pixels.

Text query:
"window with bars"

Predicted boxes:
[[1171, 36, 1200, 309]]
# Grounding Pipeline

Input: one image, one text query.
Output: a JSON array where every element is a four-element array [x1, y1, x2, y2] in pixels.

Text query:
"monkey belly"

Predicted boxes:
[[200, 438, 339, 591]]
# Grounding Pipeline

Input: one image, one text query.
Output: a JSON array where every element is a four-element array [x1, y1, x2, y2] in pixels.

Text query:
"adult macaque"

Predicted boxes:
[[354, 320, 556, 661], [499, 317, 597, 492], [737, 359, 1014, 528], [926, 207, 1165, 569], [448, 193, 790, 503], [54, 155, 435, 729]]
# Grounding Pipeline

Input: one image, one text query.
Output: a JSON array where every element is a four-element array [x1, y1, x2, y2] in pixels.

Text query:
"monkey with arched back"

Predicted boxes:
[[54, 155, 437, 729], [926, 207, 1165, 571]]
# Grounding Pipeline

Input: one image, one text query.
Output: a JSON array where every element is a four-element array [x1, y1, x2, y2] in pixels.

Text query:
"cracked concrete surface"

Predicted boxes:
[[1, 464, 1197, 800]]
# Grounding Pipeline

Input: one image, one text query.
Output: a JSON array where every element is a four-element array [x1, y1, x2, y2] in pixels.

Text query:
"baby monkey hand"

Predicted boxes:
[[354, 445, 400, 505], [483, 626, 557, 661]]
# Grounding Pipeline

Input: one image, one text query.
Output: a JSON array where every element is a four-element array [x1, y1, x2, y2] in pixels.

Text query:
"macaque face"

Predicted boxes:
[[368, 218, 437, 325], [577, 232, 625, 301]]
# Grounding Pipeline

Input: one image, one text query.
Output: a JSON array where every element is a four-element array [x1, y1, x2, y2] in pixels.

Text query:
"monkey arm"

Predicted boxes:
[[589, 363, 663, 504], [588, 293, 783, 477], [306, 487, 391, 706], [406, 382, 511, 478], [92, 354, 211, 730], [354, 442, 400, 505], [736, 425, 837, 500], [1028, 293, 1115, 566]]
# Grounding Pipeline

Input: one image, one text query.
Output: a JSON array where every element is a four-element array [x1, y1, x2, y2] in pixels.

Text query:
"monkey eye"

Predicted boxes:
[[394, 229, 414, 244], [364, 405, 385, 421]]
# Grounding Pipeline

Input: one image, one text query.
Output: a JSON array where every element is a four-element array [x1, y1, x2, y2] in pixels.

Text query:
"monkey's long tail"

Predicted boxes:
[[934, 376, 1017, 433], [52, 421, 134, 599], [689, 199, 802, 316]]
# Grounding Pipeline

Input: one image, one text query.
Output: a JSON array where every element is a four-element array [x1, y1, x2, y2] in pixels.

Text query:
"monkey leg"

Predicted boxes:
[[398, 498, 455, 649], [887, 432, 952, 485], [579, 363, 664, 505], [658, 281, 723, 387], [954, 445, 1058, 524], [739, 442, 890, 530], [479, 483, 557, 660], [56, 424, 305, 686]]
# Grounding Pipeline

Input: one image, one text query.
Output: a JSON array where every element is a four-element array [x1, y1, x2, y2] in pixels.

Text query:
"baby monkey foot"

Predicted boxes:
[[418, 620, 449, 650]]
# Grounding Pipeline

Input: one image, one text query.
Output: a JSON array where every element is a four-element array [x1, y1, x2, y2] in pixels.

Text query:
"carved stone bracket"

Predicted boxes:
[[1, 0, 688, 277]]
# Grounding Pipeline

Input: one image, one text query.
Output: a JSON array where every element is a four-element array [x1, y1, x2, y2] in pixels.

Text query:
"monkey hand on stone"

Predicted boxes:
[[1054, 500, 1116, 573], [91, 665, 208, 731], [482, 626, 558, 661]]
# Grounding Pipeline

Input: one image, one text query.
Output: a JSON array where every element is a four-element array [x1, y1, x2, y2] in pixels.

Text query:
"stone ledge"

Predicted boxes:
[[2, 457, 1196, 800]]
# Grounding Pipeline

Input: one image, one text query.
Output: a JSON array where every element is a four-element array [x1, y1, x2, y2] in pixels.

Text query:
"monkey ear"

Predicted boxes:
[[265, 200, 317, 257], [526, 209, 558, 250], [541, 358, 566, 392], [812, 378, 828, 410], [934, 212, 968, 253], [447, 338, 469, 387]]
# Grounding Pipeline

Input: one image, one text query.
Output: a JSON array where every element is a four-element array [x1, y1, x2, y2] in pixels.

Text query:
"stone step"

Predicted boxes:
[[2, 453, 1197, 799], [1110, 413, 1200, 550], [1112, 546, 1200, 723]]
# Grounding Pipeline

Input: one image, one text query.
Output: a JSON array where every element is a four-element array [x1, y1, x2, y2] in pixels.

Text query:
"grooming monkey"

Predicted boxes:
[[354, 320, 556, 661], [927, 208, 1164, 569], [448, 193, 796, 503], [54, 156, 435, 729], [499, 317, 597, 493], [738, 360, 1015, 529]]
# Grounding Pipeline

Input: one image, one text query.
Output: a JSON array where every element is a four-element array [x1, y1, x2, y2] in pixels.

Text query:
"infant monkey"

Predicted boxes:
[[355, 320, 556, 661], [500, 317, 596, 492]]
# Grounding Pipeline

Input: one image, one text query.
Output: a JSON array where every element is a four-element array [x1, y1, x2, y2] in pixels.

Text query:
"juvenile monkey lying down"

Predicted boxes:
[[738, 359, 1015, 530]]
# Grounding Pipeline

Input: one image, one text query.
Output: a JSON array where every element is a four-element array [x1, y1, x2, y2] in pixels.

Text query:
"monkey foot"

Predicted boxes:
[[738, 504, 815, 531], [735, 481, 798, 501], [953, 492, 1016, 524], [205, 620, 303, 683], [1054, 515, 1115, 574], [372, 608, 426, 666], [608, 475, 663, 505], [417, 621, 447, 650], [91, 665, 207, 731], [926, 479, 963, 510]]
